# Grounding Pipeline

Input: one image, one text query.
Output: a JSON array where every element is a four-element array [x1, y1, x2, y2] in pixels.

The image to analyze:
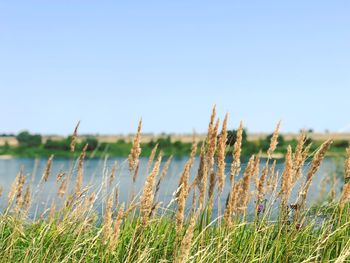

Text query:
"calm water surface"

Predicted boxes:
[[0, 156, 343, 218]]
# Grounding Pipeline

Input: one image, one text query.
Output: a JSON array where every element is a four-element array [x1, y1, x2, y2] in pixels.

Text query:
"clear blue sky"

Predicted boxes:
[[0, 1, 349, 135]]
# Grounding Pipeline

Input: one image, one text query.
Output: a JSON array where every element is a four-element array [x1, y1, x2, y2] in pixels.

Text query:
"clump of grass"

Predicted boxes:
[[1, 106, 350, 263]]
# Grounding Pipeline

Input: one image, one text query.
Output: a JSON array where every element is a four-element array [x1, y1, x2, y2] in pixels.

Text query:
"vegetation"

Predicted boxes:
[[0, 128, 349, 158], [1, 107, 350, 262]]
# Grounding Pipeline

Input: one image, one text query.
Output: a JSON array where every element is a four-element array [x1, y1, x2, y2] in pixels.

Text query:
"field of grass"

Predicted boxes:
[[1, 107, 350, 262]]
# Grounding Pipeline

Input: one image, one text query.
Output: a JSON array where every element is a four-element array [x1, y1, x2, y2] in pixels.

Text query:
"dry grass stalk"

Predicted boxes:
[[76, 144, 88, 195], [217, 113, 228, 194], [109, 204, 125, 249], [102, 193, 114, 241], [49, 202, 56, 223], [230, 121, 243, 182], [42, 155, 54, 182], [109, 161, 117, 187], [155, 156, 173, 199], [0, 186, 3, 197], [190, 190, 197, 213], [146, 143, 158, 174], [128, 119, 142, 172], [22, 185, 31, 211], [253, 152, 261, 190], [85, 192, 96, 211], [267, 121, 281, 159], [140, 155, 162, 226], [175, 209, 200, 263], [330, 173, 337, 201], [70, 121, 80, 152], [114, 187, 119, 207]]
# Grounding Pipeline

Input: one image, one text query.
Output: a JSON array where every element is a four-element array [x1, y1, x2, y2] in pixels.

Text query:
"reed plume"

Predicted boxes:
[[49, 202, 56, 223], [230, 121, 243, 182], [197, 142, 208, 208], [42, 155, 54, 182], [102, 193, 114, 241], [15, 173, 26, 209], [128, 119, 142, 172], [76, 143, 88, 195], [114, 187, 119, 207], [224, 180, 239, 227], [58, 177, 67, 198], [330, 173, 337, 201], [8, 172, 20, 205], [279, 145, 293, 205], [292, 133, 306, 182], [146, 143, 158, 174], [109, 161, 117, 187], [253, 152, 261, 190], [207, 171, 216, 210], [22, 185, 31, 212], [298, 139, 333, 208], [70, 121, 80, 152], [175, 209, 199, 263], [267, 121, 281, 159], [217, 113, 228, 194], [56, 172, 65, 182], [304, 139, 333, 192], [176, 158, 195, 233], [206, 107, 218, 172], [140, 155, 162, 226], [109, 204, 124, 250], [237, 155, 255, 213], [257, 164, 268, 203], [132, 161, 140, 183], [267, 160, 277, 192], [155, 156, 172, 199]]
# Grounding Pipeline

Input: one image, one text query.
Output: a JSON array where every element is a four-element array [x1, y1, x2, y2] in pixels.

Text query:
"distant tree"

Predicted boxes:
[[16, 131, 42, 147], [44, 138, 70, 151], [227, 129, 248, 146], [3, 141, 10, 151], [268, 133, 285, 146], [83, 137, 99, 151], [333, 140, 349, 148], [156, 136, 172, 148]]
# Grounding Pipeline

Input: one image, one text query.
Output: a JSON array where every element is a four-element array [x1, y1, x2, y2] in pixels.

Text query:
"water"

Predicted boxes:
[[0, 156, 343, 218]]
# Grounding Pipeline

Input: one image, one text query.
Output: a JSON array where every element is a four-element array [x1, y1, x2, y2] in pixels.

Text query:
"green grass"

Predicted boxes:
[[0, 203, 349, 263]]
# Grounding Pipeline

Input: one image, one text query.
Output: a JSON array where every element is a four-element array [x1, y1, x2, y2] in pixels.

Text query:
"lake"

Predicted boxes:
[[0, 156, 343, 218]]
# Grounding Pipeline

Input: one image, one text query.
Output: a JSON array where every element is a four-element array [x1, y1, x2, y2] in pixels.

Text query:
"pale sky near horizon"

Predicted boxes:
[[0, 1, 349, 135]]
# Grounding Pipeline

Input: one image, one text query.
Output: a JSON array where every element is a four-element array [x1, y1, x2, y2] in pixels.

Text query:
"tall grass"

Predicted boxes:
[[1, 107, 350, 263]]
